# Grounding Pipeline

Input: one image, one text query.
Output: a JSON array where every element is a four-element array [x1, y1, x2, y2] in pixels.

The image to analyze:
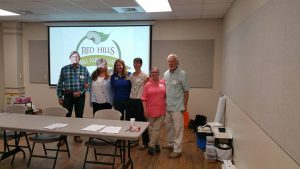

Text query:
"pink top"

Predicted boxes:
[[141, 79, 166, 118]]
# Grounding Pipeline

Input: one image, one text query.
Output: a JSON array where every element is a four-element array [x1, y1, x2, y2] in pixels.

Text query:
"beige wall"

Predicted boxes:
[[19, 20, 222, 120], [226, 96, 299, 169], [153, 19, 223, 121], [0, 23, 4, 111], [223, 0, 299, 168]]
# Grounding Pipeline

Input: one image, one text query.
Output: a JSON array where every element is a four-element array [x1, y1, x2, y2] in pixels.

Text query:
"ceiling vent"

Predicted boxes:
[[18, 10, 33, 15], [112, 7, 144, 13]]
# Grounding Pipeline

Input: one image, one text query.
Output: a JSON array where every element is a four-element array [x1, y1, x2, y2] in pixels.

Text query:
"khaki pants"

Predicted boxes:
[[164, 111, 184, 153], [148, 115, 165, 147]]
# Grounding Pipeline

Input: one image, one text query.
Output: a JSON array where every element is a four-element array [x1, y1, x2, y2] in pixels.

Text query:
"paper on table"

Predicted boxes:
[[44, 123, 69, 129], [100, 126, 122, 134], [82, 124, 105, 131]]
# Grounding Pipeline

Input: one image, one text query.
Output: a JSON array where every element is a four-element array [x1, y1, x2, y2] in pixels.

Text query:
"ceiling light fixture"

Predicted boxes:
[[0, 9, 19, 16], [135, 0, 172, 13]]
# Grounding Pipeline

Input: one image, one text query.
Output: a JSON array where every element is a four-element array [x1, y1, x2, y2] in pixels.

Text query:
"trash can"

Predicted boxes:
[[215, 143, 232, 161]]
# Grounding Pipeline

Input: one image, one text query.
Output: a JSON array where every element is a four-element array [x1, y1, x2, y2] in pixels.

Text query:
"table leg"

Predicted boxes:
[[0, 131, 25, 162], [122, 140, 134, 169]]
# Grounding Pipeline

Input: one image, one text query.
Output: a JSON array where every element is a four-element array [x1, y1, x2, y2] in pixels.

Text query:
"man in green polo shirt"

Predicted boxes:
[[163, 54, 189, 158]]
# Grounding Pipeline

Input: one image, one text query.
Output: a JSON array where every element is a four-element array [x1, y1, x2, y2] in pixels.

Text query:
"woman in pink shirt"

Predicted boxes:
[[141, 67, 166, 155]]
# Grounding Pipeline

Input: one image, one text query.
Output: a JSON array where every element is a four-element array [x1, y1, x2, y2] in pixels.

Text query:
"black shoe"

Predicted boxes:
[[148, 147, 154, 155], [155, 145, 161, 153], [130, 141, 138, 147]]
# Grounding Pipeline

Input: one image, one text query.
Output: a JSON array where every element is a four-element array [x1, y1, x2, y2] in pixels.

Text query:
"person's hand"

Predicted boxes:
[[84, 82, 89, 89], [73, 91, 81, 97], [144, 111, 148, 118], [58, 99, 63, 106], [184, 106, 188, 113]]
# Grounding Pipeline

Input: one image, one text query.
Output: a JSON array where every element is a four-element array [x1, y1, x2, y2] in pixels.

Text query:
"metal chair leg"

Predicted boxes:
[[82, 147, 89, 169], [24, 133, 32, 155], [27, 142, 36, 167], [93, 148, 97, 160]]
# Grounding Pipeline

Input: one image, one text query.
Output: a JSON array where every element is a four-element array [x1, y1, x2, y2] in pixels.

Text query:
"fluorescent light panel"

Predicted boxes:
[[0, 9, 19, 16], [135, 0, 172, 12]]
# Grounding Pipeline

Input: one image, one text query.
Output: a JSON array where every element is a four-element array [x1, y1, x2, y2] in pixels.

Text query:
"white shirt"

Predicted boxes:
[[128, 72, 148, 99], [91, 77, 113, 104]]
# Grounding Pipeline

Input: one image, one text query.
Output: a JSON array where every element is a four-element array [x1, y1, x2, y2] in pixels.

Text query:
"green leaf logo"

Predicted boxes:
[[97, 32, 109, 42], [76, 31, 110, 51]]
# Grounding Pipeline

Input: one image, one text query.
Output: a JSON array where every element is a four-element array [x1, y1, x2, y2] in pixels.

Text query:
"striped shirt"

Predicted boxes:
[[57, 64, 91, 99]]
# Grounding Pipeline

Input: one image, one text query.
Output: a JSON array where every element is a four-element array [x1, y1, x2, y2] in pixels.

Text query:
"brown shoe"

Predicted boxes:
[[169, 152, 181, 158], [138, 144, 148, 150], [162, 145, 174, 150], [74, 136, 83, 143]]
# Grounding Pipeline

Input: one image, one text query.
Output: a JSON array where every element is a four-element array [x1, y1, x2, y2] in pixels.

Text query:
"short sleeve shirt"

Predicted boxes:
[[128, 72, 148, 99], [163, 68, 189, 112], [141, 79, 166, 118]]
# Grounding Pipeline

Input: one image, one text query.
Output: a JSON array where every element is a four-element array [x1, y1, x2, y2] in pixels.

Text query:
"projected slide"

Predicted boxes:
[[49, 26, 151, 86]]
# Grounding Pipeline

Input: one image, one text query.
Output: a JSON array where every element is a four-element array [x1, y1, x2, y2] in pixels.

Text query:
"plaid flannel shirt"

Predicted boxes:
[[57, 64, 91, 99]]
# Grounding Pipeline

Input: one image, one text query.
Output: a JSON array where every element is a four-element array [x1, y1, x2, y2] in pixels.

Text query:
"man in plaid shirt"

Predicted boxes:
[[57, 51, 91, 143]]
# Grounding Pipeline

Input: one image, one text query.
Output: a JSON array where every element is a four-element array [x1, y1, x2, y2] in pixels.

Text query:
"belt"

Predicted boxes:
[[64, 89, 77, 94]]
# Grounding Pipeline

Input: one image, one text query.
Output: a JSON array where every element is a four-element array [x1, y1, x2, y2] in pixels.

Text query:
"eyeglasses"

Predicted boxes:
[[70, 55, 79, 59], [151, 72, 159, 74]]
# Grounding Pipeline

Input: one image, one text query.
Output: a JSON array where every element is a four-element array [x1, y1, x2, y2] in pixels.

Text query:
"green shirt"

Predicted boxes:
[[163, 68, 189, 112]]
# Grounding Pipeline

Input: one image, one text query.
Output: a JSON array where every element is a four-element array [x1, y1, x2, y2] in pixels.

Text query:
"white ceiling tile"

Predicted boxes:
[[0, 0, 235, 21], [202, 9, 226, 16], [69, 0, 109, 9], [204, 0, 234, 3], [169, 0, 205, 5], [101, 0, 138, 7], [203, 2, 232, 10], [172, 4, 205, 11]]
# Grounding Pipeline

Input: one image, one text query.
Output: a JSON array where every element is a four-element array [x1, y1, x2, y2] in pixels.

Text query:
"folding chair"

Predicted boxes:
[[0, 105, 31, 164], [83, 109, 123, 169], [27, 107, 70, 169]]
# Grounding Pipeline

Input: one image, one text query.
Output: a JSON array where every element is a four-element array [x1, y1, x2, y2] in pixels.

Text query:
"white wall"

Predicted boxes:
[[20, 20, 223, 121], [223, 0, 300, 168]]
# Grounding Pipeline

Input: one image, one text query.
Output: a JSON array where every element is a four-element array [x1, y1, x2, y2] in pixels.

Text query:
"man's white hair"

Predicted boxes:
[[167, 53, 179, 61]]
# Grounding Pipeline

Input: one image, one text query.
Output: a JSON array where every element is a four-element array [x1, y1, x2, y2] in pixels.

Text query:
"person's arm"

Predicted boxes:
[[182, 70, 189, 112], [57, 68, 64, 105], [81, 67, 91, 94], [110, 74, 115, 88], [144, 74, 150, 84], [184, 91, 189, 112], [141, 83, 149, 118], [57, 69, 64, 98], [142, 101, 148, 118]]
